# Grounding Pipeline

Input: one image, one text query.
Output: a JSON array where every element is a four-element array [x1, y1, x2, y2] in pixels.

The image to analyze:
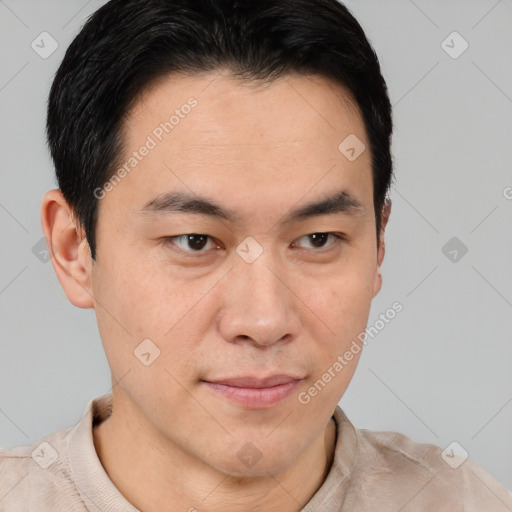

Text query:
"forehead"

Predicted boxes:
[[125, 71, 363, 144], [111, 71, 373, 223]]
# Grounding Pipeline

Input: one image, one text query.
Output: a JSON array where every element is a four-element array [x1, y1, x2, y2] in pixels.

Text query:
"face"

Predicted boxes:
[[84, 71, 386, 476]]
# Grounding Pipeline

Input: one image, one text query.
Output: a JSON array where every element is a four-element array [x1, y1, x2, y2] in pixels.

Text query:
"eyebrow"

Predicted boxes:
[[139, 189, 366, 224]]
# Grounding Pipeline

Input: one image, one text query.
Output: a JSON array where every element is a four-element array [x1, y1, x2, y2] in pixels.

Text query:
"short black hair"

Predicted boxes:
[[47, 0, 393, 260]]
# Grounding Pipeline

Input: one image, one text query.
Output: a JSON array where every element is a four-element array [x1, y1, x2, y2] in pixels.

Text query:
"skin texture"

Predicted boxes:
[[41, 71, 391, 512]]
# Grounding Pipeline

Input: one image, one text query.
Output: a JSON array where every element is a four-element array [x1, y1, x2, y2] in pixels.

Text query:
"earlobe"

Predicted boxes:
[[40, 189, 94, 309], [372, 271, 382, 298]]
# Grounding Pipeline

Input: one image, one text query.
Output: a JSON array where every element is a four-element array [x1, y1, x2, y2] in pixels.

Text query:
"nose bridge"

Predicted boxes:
[[242, 256, 285, 311], [218, 248, 300, 346]]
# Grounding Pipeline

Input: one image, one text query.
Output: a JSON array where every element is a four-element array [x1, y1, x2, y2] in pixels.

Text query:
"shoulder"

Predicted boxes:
[[355, 425, 512, 510], [0, 425, 87, 511]]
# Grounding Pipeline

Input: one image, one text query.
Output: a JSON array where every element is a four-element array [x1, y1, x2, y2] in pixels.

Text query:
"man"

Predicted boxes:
[[1, 0, 511, 510]]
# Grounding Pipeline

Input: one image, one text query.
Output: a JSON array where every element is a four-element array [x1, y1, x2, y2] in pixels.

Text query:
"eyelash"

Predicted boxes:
[[163, 232, 346, 255]]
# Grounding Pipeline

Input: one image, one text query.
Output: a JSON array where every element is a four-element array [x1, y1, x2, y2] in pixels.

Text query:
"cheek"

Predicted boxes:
[[292, 254, 375, 382], [94, 242, 195, 329], [295, 277, 370, 409], [92, 250, 220, 375], [298, 258, 375, 331]]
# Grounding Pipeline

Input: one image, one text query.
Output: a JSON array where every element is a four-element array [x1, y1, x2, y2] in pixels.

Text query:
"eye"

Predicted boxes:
[[291, 232, 344, 250], [165, 234, 219, 253]]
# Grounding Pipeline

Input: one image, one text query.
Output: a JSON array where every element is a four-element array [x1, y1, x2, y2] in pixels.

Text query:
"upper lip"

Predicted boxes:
[[204, 374, 304, 388]]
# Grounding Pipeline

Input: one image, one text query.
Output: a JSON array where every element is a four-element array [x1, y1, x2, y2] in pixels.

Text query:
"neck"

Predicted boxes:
[[93, 394, 337, 512]]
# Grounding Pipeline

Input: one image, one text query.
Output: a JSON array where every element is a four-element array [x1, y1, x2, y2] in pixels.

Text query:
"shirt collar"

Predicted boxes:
[[66, 393, 358, 511], [67, 392, 139, 512]]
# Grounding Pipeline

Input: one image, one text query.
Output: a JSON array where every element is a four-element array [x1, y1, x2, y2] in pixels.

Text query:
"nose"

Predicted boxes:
[[216, 253, 302, 348]]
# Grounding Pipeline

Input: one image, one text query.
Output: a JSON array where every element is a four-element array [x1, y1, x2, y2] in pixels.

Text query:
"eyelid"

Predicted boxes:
[[164, 234, 221, 254], [291, 232, 345, 250], [163, 231, 345, 256]]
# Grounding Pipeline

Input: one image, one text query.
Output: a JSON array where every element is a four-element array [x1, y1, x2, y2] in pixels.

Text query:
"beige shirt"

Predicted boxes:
[[1, 392, 511, 511]]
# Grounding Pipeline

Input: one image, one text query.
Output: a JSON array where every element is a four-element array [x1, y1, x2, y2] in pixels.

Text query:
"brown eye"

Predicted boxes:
[[293, 232, 341, 250], [308, 233, 329, 248], [167, 234, 216, 252]]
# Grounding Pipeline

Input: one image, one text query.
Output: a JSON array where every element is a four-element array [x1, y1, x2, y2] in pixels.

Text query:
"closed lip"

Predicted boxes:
[[203, 374, 304, 388]]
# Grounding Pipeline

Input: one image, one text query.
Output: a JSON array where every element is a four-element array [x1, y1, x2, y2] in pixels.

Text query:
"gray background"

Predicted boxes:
[[1, 0, 511, 491]]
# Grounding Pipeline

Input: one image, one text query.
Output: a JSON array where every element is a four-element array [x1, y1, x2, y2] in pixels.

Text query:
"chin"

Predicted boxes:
[[209, 441, 299, 479]]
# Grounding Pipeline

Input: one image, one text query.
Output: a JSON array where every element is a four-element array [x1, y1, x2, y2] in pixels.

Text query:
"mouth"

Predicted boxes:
[[201, 374, 304, 409]]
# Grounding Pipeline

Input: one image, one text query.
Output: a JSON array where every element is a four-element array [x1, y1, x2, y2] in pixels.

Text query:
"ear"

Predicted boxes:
[[372, 199, 392, 298], [40, 189, 94, 308]]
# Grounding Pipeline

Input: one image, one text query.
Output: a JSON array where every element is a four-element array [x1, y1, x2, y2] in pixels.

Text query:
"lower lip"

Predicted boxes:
[[203, 380, 302, 409]]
